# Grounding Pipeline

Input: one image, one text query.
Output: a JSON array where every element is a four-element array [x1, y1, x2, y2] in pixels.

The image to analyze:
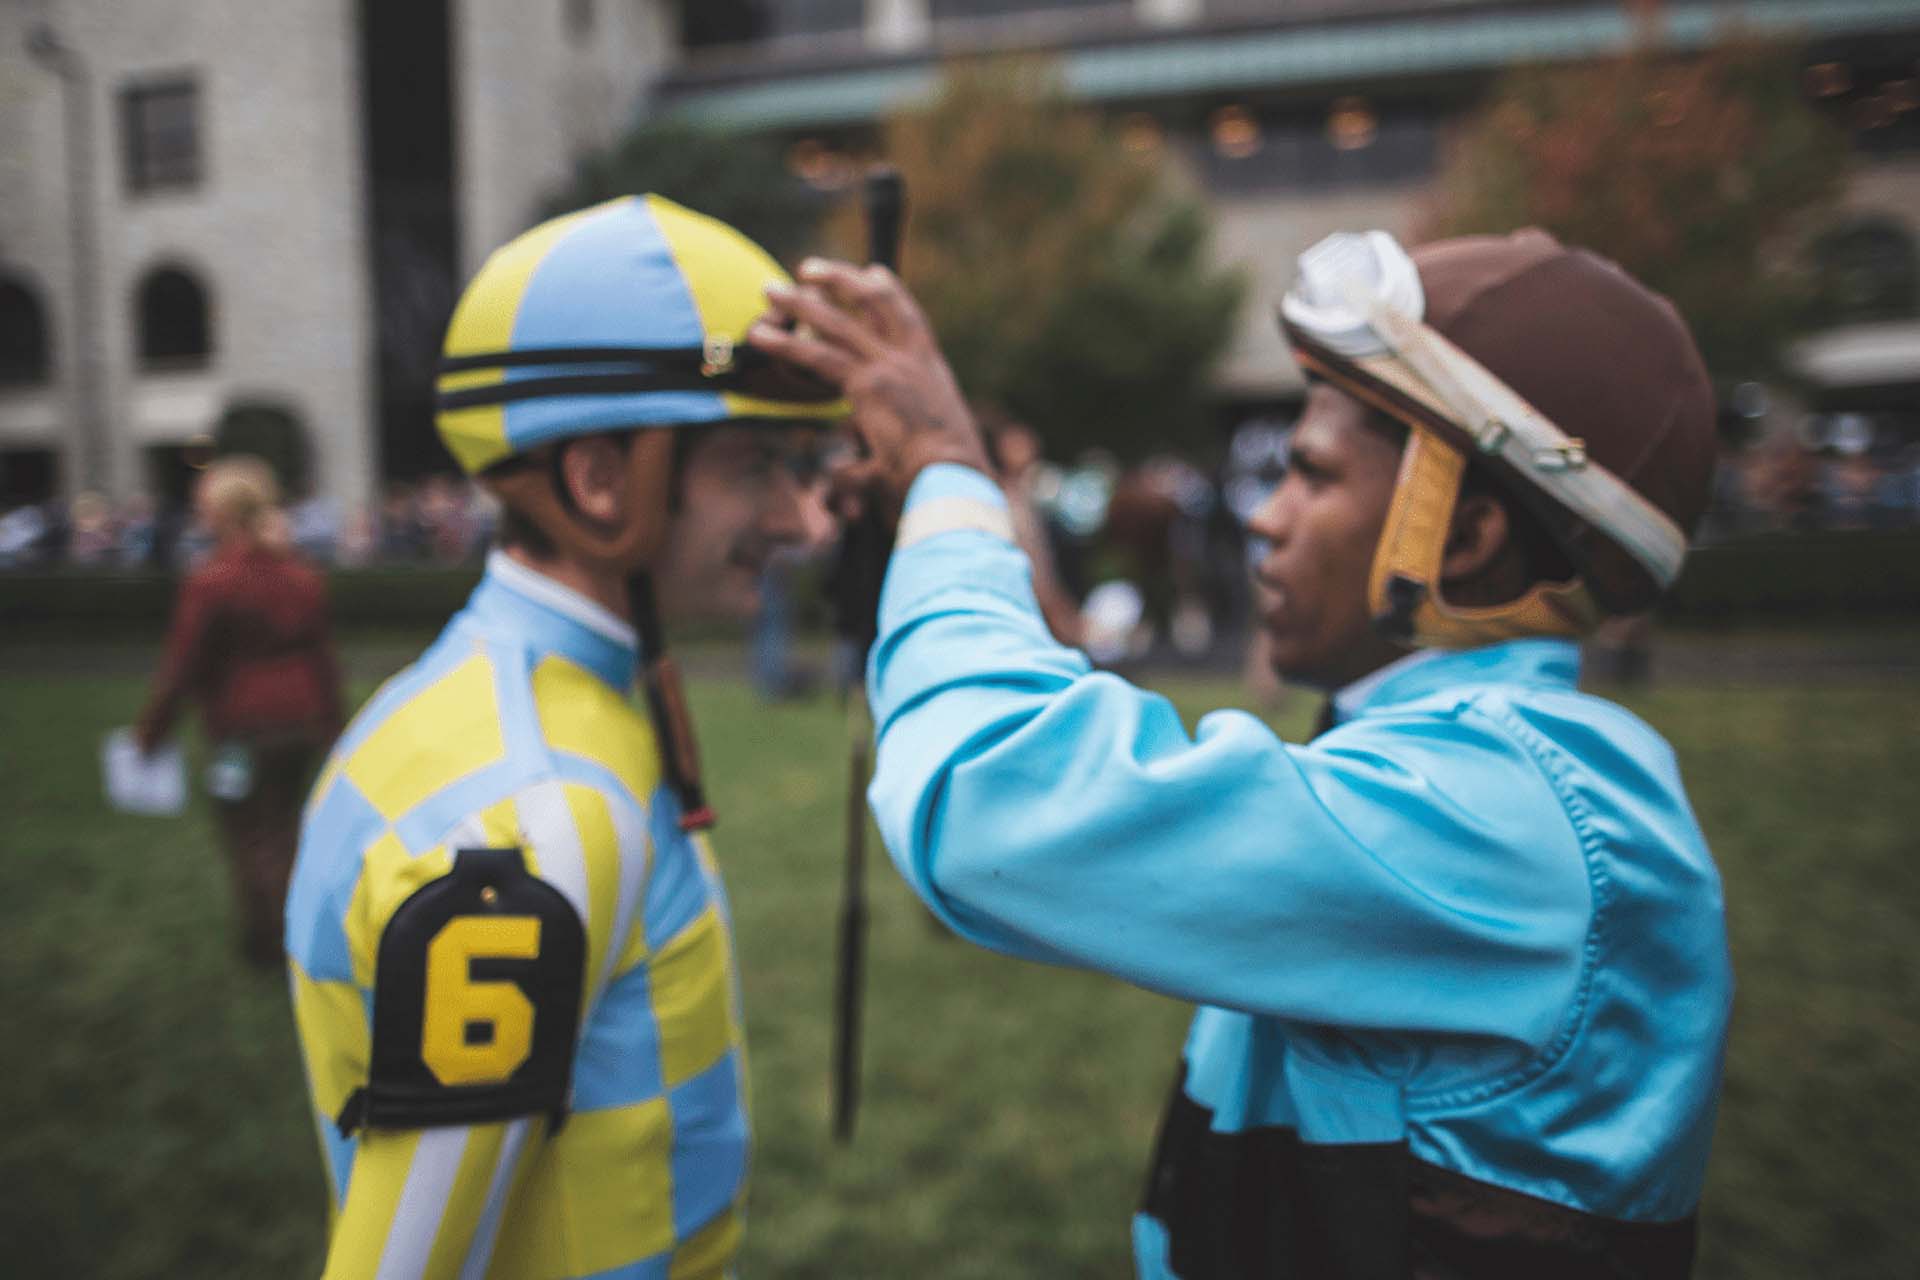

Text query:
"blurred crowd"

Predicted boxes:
[[3, 425, 1917, 654], [0, 473, 500, 572], [1700, 426, 1920, 540]]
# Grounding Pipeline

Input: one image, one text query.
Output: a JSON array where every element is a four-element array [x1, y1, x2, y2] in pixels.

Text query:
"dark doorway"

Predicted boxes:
[[356, 0, 459, 481], [135, 264, 213, 368], [143, 443, 202, 508], [0, 274, 53, 386], [0, 447, 58, 506]]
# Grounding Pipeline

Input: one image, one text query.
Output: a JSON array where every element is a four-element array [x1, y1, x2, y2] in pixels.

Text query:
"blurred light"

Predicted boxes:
[[1118, 112, 1163, 154], [1209, 105, 1261, 160], [1055, 467, 1114, 537], [1888, 79, 1919, 113], [786, 138, 851, 190], [1831, 413, 1874, 457], [1082, 580, 1145, 665], [1326, 96, 1378, 151], [1804, 62, 1852, 98]]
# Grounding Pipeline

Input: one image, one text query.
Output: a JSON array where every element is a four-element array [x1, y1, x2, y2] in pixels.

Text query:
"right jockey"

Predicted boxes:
[[750, 228, 1733, 1279]]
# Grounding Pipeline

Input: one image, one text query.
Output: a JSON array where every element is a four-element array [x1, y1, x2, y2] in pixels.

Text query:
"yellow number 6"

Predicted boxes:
[[422, 916, 542, 1086]]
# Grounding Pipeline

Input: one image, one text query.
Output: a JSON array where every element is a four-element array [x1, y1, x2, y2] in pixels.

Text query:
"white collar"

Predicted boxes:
[[485, 549, 638, 652], [1332, 647, 1443, 723]]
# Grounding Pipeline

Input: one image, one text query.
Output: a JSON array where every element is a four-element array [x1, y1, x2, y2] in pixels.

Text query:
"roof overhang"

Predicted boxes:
[[658, 0, 1920, 131]]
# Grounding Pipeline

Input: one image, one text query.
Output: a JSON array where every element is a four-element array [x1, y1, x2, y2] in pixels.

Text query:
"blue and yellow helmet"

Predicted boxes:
[[435, 194, 844, 476]]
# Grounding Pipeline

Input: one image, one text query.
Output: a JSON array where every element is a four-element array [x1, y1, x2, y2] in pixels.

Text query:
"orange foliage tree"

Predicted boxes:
[[1425, 38, 1849, 380], [828, 59, 1244, 460]]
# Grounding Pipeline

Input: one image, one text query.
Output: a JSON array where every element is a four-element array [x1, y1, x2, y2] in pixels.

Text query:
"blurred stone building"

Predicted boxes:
[[0, 0, 668, 510], [0, 0, 1915, 512], [658, 0, 1920, 440]]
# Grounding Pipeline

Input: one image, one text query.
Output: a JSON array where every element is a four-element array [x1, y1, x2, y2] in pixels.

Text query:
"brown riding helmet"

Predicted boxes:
[[1284, 229, 1718, 639], [1410, 230, 1718, 614]]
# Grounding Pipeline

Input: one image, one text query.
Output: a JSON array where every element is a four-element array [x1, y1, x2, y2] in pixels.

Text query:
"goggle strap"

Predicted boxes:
[[439, 340, 841, 412], [1357, 302, 1688, 589], [440, 370, 751, 412], [441, 345, 726, 375], [629, 572, 715, 833]]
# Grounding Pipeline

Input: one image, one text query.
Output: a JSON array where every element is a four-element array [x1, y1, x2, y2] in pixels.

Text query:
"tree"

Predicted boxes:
[[1423, 37, 1850, 381], [543, 119, 827, 262], [830, 59, 1245, 461]]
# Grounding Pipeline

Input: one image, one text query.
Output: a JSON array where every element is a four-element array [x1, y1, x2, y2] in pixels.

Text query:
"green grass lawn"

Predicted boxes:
[[0, 649, 1914, 1278]]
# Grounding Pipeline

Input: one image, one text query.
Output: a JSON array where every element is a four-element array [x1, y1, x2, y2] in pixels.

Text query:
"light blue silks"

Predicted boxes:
[[865, 465, 1732, 1258]]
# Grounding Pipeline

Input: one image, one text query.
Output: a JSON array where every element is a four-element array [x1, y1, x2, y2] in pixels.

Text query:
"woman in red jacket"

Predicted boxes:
[[137, 456, 343, 967]]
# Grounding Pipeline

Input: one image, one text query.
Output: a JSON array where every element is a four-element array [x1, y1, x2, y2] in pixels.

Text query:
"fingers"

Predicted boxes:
[[797, 259, 926, 344], [744, 319, 854, 388], [762, 280, 886, 362], [824, 455, 890, 523]]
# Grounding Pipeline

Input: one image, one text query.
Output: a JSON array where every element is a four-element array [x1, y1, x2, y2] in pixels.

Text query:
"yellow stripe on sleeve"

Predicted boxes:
[[563, 782, 624, 992], [343, 653, 504, 822], [420, 1122, 527, 1278], [321, 1129, 423, 1280]]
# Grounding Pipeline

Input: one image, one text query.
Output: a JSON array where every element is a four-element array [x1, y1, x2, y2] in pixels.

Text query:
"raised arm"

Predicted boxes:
[[751, 261, 1591, 1050]]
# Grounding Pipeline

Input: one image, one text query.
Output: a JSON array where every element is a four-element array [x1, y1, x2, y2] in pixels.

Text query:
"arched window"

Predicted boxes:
[[136, 264, 212, 368], [0, 274, 52, 387]]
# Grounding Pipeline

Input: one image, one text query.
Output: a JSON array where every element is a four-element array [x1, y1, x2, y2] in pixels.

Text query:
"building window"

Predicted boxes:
[[0, 448, 59, 508], [678, 0, 863, 49], [930, 0, 1120, 18], [136, 265, 213, 369], [121, 77, 202, 194], [0, 275, 52, 387]]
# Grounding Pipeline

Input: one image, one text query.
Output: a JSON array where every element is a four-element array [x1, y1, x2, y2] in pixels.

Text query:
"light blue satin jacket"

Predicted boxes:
[[865, 465, 1732, 1268]]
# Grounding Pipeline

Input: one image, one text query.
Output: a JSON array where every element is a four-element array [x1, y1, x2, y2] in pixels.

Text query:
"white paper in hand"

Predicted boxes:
[[102, 727, 187, 816]]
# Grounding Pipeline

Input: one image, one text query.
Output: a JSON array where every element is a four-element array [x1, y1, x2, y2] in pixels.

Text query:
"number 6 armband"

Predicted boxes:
[[335, 847, 586, 1136]]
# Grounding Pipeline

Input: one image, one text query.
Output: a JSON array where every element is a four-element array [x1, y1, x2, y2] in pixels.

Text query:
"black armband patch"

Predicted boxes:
[[337, 847, 585, 1135]]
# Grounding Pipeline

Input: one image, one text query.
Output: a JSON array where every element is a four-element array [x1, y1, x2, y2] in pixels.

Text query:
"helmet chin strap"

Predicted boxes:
[[1367, 424, 1603, 649], [1290, 344, 1605, 649], [485, 431, 715, 831], [1280, 229, 1691, 637]]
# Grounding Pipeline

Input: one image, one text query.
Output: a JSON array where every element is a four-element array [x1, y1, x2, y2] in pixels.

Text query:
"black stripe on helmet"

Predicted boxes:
[[439, 345, 711, 375]]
